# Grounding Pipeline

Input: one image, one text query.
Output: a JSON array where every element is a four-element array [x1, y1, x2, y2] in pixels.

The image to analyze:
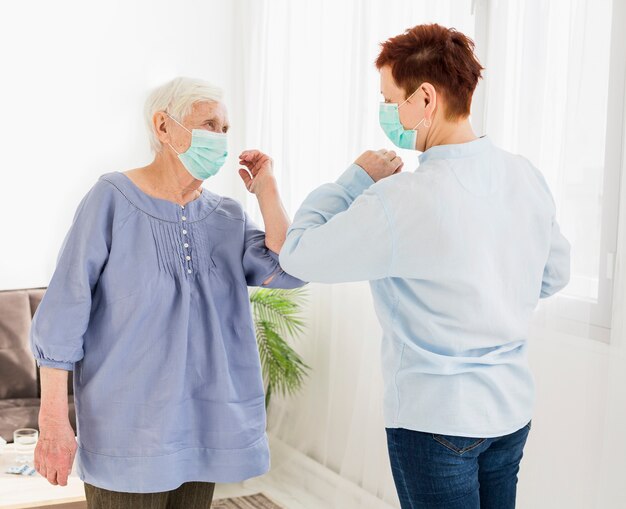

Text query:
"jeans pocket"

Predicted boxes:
[[432, 434, 487, 455]]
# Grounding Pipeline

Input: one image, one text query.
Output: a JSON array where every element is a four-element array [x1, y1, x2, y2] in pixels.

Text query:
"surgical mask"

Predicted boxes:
[[379, 89, 430, 150], [166, 113, 228, 180]]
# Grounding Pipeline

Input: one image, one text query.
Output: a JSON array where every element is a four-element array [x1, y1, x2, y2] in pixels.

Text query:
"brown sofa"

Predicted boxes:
[[0, 287, 77, 442]]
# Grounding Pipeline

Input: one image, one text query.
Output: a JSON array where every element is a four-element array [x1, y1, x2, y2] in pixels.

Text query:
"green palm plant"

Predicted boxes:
[[249, 287, 310, 408]]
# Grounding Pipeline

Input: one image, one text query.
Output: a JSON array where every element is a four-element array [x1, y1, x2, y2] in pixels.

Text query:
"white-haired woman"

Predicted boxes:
[[30, 77, 305, 508]]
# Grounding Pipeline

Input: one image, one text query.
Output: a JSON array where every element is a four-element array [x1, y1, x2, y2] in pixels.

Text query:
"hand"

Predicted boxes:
[[354, 149, 403, 182], [238, 150, 277, 196], [35, 416, 77, 486]]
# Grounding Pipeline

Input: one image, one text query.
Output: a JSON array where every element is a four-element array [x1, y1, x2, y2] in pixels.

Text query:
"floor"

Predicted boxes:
[[215, 438, 396, 509]]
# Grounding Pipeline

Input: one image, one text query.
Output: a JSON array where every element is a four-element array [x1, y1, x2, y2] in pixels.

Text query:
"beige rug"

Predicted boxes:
[[212, 493, 283, 509]]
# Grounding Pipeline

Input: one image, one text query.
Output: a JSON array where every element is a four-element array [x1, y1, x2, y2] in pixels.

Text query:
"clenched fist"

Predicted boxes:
[[354, 149, 404, 182]]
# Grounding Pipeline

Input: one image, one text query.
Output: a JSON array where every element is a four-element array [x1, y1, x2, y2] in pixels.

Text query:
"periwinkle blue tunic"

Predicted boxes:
[[29, 171, 304, 493]]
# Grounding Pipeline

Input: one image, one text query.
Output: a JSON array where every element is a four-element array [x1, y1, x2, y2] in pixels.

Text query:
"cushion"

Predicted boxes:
[[28, 288, 46, 318], [0, 291, 38, 399]]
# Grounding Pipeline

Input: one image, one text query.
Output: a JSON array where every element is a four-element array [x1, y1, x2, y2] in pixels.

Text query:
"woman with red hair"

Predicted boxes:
[[280, 24, 570, 508]]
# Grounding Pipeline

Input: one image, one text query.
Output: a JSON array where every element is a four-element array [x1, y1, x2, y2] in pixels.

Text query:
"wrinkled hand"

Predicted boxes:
[[34, 418, 77, 486], [354, 149, 403, 182], [239, 150, 277, 196]]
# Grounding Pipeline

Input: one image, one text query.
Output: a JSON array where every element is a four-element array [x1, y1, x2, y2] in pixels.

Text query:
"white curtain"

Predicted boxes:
[[237, 1, 475, 507], [478, 1, 622, 508], [481, 0, 615, 335]]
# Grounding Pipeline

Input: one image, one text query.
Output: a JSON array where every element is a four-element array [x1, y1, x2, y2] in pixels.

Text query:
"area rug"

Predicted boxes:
[[25, 493, 281, 509], [212, 493, 283, 509]]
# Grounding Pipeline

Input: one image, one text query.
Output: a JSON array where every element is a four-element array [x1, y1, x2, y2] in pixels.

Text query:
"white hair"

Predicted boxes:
[[144, 76, 224, 153]]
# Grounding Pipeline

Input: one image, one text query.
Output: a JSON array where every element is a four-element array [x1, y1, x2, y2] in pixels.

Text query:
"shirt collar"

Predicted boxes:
[[418, 135, 491, 165], [100, 171, 221, 223]]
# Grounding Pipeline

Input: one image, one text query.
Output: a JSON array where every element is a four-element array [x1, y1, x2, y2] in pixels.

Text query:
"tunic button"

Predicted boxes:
[[182, 216, 187, 221], [182, 229, 187, 235], [186, 255, 191, 261], [187, 269, 192, 274], [184, 243, 189, 248]]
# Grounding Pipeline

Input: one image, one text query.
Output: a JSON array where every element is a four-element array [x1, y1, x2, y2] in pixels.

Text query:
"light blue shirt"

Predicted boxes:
[[280, 136, 570, 437], [30, 171, 304, 492]]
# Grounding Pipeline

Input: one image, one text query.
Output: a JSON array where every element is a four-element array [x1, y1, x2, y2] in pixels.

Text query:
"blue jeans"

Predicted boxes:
[[386, 422, 531, 509]]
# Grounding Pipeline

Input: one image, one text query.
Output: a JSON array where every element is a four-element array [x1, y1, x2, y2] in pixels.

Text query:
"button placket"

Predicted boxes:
[[181, 205, 193, 276]]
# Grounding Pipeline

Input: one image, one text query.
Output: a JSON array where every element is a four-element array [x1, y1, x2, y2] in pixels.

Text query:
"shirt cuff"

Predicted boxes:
[[336, 163, 375, 200], [36, 358, 75, 371], [266, 248, 279, 262]]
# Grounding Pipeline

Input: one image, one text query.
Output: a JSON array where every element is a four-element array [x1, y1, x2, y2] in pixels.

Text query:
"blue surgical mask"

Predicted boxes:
[[166, 113, 228, 180], [379, 89, 430, 150]]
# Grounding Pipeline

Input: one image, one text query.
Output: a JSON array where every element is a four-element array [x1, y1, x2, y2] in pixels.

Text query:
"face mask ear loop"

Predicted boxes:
[[165, 112, 192, 134], [412, 117, 432, 130], [400, 88, 431, 131], [399, 87, 420, 108], [165, 111, 192, 155]]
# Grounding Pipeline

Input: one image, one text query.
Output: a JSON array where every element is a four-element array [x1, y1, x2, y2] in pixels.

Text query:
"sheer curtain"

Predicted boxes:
[[481, 0, 616, 338], [478, 2, 624, 507], [236, 1, 475, 507]]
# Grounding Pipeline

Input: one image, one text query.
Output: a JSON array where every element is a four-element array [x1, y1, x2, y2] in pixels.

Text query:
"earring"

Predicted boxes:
[[424, 119, 432, 128]]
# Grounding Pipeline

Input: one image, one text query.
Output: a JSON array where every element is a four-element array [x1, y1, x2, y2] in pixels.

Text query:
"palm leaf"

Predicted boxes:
[[250, 288, 309, 407], [250, 287, 307, 337]]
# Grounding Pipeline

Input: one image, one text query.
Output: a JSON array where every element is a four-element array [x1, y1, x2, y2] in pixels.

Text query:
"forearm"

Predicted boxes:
[[39, 367, 70, 424], [35, 367, 77, 486], [279, 167, 393, 283], [256, 179, 290, 254]]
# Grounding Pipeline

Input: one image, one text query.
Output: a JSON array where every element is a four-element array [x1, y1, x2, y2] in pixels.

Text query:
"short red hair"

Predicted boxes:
[[375, 24, 483, 120]]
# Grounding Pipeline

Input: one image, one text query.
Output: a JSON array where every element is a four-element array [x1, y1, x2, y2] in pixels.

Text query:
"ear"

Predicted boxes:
[[153, 111, 170, 144], [420, 83, 438, 120]]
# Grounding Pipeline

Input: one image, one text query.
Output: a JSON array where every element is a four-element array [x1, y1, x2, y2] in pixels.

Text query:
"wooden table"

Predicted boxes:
[[0, 443, 85, 509]]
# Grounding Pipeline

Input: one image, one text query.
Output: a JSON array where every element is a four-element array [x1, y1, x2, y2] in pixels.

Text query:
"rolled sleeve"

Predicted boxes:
[[35, 358, 76, 371], [242, 212, 306, 289]]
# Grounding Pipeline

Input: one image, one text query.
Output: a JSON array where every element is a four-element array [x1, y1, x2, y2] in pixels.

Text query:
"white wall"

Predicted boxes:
[[0, 0, 243, 290], [519, 329, 611, 507]]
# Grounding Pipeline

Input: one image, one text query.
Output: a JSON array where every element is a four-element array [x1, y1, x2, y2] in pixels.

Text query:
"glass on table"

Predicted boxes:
[[13, 428, 38, 465]]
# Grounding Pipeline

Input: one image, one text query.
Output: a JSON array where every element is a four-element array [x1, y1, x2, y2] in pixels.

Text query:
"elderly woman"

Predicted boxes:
[[30, 76, 304, 507], [279, 24, 570, 509]]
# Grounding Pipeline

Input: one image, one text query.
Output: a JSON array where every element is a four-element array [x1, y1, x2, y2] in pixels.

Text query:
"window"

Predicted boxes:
[[472, 0, 624, 340]]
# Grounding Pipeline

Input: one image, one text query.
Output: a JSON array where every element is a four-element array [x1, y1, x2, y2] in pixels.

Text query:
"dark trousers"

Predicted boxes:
[[386, 422, 531, 509], [84, 481, 216, 509]]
